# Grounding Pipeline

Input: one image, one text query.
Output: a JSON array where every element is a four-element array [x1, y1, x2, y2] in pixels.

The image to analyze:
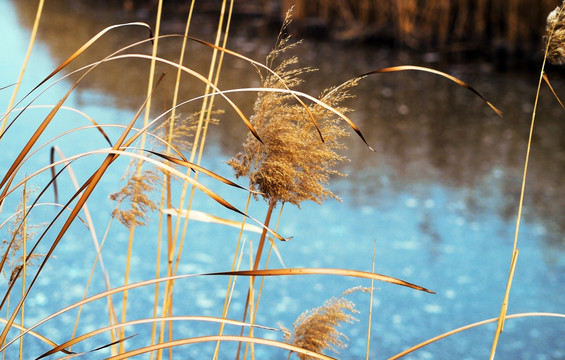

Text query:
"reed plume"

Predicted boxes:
[[228, 23, 356, 208], [282, 291, 360, 359], [2, 187, 45, 283], [109, 168, 160, 228], [545, 1, 565, 65]]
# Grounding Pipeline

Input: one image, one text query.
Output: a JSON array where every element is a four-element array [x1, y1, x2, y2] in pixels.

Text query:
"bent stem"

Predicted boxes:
[[236, 199, 276, 360]]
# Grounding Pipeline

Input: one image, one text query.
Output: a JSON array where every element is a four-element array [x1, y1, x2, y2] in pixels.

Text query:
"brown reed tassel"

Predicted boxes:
[[545, 1, 565, 65]]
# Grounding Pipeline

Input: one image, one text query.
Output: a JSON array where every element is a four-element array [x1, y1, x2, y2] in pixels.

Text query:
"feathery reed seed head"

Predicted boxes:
[[545, 2, 565, 65], [228, 26, 355, 207], [2, 187, 45, 282], [110, 169, 159, 227], [282, 294, 358, 359]]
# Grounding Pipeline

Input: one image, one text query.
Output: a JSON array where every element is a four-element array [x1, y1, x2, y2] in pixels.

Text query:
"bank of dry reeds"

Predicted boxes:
[[279, 0, 557, 54], [62, 0, 560, 57]]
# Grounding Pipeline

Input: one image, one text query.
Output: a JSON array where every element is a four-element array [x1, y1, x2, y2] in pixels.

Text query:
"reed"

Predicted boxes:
[[1, 1, 562, 359]]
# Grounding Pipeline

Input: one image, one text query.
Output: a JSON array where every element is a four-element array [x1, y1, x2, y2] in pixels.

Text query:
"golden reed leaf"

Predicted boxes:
[[209, 268, 435, 294], [360, 65, 503, 118]]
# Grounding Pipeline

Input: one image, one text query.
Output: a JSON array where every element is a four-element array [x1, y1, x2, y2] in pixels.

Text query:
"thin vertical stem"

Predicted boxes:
[[156, 0, 231, 354], [2, 0, 44, 134], [213, 193, 253, 359], [489, 5, 558, 357], [245, 203, 284, 359], [120, 0, 164, 353], [365, 240, 376, 360], [236, 200, 276, 360], [19, 185, 27, 360]]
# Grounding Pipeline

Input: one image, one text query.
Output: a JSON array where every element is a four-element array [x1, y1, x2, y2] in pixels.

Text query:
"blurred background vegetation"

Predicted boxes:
[[76, 0, 560, 65]]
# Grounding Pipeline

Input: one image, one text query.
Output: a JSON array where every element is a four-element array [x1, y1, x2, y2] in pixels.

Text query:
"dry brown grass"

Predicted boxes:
[[227, 29, 357, 208]]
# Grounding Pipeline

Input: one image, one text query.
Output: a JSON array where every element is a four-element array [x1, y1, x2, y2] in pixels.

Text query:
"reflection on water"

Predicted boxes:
[[4, 1, 565, 359]]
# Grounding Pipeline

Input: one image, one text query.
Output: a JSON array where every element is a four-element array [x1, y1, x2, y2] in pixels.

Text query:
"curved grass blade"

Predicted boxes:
[[0, 87, 74, 198], [180, 86, 375, 151], [208, 268, 435, 293], [3, 273, 271, 352], [36, 316, 278, 359], [360, 65, 503, 117], [185, 35, 326, 142], [103, 150, 288, 241], [1, 0, 44, 135], [162, 208, 263, 234], [389, 312, 565, 360], [106, 335, 336, 360], [105, 33, 374, 150], [0, 319, 74, 356], [0, 23, 152, 136], [33, 22, 152, 92], [146, 150, 258, 193], [1, 83, 18, 91], [86, 334, 137, 356], [100, 53, 263, 143], [1, 105, 113, 148], [4, 264, 430, 352]]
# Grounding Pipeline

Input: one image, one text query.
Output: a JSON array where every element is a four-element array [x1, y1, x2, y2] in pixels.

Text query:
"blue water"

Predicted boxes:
[[2, 1, 565, 359]]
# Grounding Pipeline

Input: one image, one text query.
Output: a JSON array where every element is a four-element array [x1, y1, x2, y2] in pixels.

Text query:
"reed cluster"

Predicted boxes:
[[0, 1, 563, 359]]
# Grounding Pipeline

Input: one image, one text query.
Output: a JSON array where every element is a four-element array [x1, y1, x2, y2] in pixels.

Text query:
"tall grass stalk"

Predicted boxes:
[[155, 2, 233, 358], [365, 241, 376, 360], [150, 1, 196, 356], [18, 183, 27, 360], [242, 203, 285, 360], [489, 3, 565, 358], [1, 0, 44, 135], [119, 0, 163, 353]]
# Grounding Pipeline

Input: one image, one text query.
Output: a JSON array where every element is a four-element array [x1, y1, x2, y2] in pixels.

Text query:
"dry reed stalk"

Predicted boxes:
[[489, 2, 565, 359], [118, 0, 163, 353], [152, 13, 197, 357], [18, 184, 27, 359], [213, 229, 249, 359], [151, 1, 197, 351], [1, 0, 44, 134], [365, 241, 376, 360], [150, 2, 199, 349], [156, 1, 234, 358]]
